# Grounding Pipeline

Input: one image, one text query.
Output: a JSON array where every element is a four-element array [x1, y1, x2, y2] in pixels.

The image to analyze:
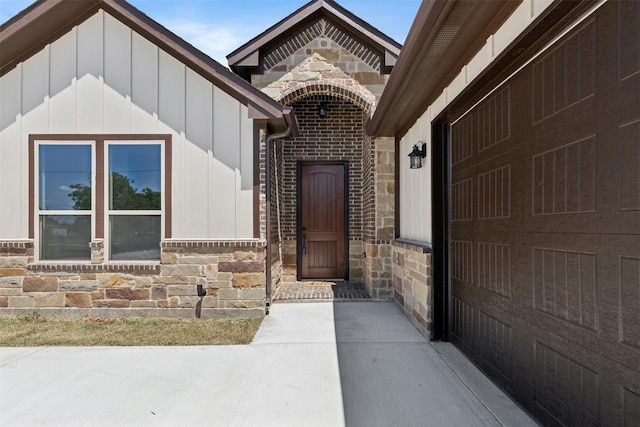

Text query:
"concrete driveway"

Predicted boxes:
[[0, 302, 537, 426]]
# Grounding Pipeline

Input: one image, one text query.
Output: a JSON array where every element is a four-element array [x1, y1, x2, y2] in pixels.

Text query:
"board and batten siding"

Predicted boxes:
[[0, 10, 254, 240], [398, 0, 563, 245], [399, 115, 432, 244]]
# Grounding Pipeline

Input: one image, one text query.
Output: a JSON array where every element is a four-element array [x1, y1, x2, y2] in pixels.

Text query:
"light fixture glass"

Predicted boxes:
[[318, 102, 328, 118], [408, 142, 427, 169]]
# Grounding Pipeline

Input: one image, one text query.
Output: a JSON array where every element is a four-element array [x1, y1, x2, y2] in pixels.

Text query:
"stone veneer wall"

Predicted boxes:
[[391, 239, 433, 338], [253, 19, 389, 101], [362, 136, 395, 298], [0, 240, 266, 317]]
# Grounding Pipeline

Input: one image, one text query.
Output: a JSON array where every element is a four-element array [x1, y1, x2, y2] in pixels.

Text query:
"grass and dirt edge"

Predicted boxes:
[[0, 311, 263, 346]]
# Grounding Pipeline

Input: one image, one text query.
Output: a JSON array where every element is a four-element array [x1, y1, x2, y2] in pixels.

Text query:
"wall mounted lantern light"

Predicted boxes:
[[408, 142, 427, 169], [318, 102, 328, 118]]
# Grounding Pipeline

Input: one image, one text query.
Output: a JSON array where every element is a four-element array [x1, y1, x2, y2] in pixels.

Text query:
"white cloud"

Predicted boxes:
[[163, 20, 250, 67], [58, 185, 72, 191]]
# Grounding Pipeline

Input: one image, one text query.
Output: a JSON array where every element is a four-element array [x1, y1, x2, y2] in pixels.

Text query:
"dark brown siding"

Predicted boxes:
[[449, 2, 640, 425]]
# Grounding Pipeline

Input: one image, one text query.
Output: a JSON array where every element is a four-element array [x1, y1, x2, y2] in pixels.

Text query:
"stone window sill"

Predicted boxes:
[[392, 238, 432, 253]]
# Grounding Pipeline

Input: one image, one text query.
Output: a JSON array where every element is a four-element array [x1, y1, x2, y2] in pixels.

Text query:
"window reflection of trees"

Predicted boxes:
[[67, 172, 160, 211]]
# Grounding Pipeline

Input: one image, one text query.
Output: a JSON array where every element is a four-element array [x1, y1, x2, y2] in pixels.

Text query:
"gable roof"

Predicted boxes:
[[0, 0, 296, 133], [227, 0, 402, 80]]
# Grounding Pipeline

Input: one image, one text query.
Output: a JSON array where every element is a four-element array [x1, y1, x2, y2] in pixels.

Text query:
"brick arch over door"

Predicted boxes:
[[276, 81, 375, 115]]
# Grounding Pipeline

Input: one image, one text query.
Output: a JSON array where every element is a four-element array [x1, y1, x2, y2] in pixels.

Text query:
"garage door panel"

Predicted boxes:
[[618, 120, 640, 212], [617, 0, 640, 82], [449, 2, 639, 424], [532, 338, 600, 426], [532, 135, 596, 216]]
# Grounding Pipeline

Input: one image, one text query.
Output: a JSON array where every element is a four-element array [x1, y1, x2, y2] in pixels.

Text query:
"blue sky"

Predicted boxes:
[[0, 0, 420, 66]]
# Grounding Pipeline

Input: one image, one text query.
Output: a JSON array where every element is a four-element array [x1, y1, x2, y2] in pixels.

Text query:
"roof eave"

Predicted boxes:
[[0, 0, 293, 129], [367, 0, 521, 138], [227, 0, 401, 72]]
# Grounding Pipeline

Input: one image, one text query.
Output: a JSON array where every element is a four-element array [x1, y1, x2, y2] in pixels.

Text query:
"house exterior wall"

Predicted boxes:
[[391, 240, 431, 334], [0, 240, 265, 316], [251, 18, 389, 102], [391, 0, 640, 424], [362, 135, 395, 299], [0, 10, 268, 315], [279, 96, 365, 282], [393, 0, 558, 338], [0, 10, 255, 242]]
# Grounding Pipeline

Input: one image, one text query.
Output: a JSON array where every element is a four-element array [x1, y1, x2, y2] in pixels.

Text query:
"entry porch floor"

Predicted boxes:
[[272, 281, 371, 302]]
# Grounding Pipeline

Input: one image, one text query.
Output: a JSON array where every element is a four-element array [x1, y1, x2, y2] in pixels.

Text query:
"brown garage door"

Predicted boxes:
[[449, 2, 640, 425]]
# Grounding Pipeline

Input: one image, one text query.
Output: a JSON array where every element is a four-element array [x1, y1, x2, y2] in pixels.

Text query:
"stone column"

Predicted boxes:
[[364, 136, 395, 298]]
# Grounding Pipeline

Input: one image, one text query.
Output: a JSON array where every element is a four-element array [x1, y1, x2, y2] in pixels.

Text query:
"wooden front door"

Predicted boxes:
[[300, 164, 346, 279]]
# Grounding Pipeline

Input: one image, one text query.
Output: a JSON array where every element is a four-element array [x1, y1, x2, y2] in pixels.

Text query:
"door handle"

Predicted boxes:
[[302, 227, 307, 256]]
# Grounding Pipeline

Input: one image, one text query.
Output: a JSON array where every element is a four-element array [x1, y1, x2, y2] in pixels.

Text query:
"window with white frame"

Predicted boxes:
[[34, 136, 169, 262], [38, 143, 93, 261]]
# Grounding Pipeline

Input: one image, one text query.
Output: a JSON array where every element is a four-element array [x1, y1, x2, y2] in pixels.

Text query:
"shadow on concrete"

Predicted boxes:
[[332, 302, 538, 426]]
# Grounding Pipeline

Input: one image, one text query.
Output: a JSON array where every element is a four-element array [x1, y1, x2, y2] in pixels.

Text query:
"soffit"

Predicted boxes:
[[367, 0, 521, 138], [0, 0, 295, 133]]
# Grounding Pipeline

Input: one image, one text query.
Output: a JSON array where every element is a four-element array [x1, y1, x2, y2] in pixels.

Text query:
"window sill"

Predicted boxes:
[[392, 238, 432, 253], [28, 263, 160, 274]]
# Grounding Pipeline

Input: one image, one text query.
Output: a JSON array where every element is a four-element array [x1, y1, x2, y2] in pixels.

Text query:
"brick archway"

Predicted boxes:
[[276, 81, 375, 115]]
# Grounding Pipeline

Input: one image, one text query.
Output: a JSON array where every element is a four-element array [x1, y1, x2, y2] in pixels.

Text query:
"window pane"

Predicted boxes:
[[39, 145, 91, 210], [110, 215, 160, 260], [109, 145, 161, 210], [40, 215, 91, 260]]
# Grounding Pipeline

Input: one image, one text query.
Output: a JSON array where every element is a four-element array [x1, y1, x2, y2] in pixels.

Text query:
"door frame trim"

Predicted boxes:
[[296, 161, 350, 281], [432, 117, 451, 341]]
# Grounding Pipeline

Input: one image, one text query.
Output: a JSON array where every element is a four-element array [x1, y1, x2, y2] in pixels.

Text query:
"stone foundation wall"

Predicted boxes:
[[391, 240, 432, 338], [363, 242, 393, 299], [0, 240, 266, 317], [280, 239, 363, 283]]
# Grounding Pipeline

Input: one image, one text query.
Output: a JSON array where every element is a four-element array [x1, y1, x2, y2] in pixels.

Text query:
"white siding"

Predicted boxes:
[[212, 87, 241, 238], [77, 12, 104, 132], [131, 32, 158, 132], [49, 30, 77, 132], [103, 15, 131, 132], [239, 105, 254, 236], [0, 10, 255, 240], [184, 68, 213, 237], [0, 67, 23, 238], [399, 0, 558, 244], [399, 116, 432, 243]]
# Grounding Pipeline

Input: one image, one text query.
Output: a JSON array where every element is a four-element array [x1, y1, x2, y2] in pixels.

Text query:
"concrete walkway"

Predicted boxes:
[[0, 302, 537, 426]]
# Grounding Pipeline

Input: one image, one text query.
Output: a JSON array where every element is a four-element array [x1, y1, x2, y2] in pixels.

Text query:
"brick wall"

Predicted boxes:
[[280, 95, 366, 280]]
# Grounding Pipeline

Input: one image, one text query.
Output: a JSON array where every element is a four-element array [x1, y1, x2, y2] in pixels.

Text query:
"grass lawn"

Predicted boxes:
[[0, 312, 263, 346]]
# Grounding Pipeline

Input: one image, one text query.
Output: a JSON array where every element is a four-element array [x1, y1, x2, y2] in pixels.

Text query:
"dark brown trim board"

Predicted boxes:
[[28, 134, 172, 241]]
